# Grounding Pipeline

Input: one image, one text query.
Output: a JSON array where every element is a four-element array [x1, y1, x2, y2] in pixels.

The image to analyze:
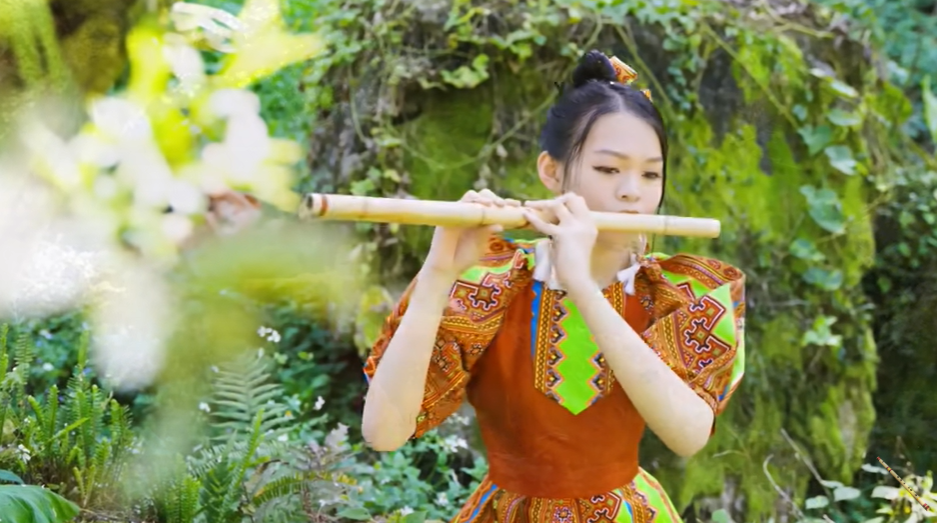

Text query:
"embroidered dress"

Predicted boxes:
[[364, 236, 746, 523]]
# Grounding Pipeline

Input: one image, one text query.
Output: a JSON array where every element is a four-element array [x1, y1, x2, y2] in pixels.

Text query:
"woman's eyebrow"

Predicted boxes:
[[594, 149, 664, 163]]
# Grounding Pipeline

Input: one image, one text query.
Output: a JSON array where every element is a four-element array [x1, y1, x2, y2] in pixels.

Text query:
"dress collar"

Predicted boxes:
[[530, 239, 642, 295]]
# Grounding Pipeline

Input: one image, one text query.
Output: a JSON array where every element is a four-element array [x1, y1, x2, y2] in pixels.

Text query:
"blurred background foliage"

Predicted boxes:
[[1, 0, 937, 522]]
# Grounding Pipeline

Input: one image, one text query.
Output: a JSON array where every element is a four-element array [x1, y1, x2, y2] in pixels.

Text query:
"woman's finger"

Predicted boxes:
[[523, 199, 553, 209], [564, 194, 591, 218], [553, 199, 574, 222], [478, 188, 509, 207], [523, 209, 558, 236], [461, 190, 481, 203], [504, 198, 521, 207]]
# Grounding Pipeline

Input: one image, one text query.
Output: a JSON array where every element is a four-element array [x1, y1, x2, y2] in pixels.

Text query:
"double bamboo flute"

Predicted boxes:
[[299, 194, 721, 238]]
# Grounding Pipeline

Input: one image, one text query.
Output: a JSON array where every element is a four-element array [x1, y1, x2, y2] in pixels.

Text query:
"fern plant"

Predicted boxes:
[[147, 352, 363, 523], [0, 323, 135, 511]]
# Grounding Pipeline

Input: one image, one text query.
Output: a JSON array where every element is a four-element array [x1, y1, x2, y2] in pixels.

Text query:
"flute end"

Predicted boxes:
[[298, 193, 324, 220]]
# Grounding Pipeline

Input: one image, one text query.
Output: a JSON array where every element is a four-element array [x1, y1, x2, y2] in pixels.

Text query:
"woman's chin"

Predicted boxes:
[[595, 231, 643, 249]]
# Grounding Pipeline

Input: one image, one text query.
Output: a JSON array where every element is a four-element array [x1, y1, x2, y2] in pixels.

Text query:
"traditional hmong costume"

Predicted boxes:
[[364, 236, 746, 523]]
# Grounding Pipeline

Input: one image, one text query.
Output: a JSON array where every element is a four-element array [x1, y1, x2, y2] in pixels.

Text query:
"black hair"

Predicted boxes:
[[540, 50, 669, 209]]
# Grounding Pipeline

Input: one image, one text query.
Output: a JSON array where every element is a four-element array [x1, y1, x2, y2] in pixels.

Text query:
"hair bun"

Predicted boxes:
[[571, 50, 617, 88]]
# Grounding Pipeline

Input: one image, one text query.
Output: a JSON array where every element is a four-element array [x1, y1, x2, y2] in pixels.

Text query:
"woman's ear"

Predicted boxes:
[[537, 152, 563, 194]]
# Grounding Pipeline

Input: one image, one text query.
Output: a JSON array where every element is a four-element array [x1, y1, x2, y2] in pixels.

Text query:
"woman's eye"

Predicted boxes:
[[594, 166, 618, 174], [643, 172, 662, 179]]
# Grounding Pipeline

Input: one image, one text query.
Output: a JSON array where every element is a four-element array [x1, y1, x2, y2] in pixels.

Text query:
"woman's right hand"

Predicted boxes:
[[420, 189, 521, 279]]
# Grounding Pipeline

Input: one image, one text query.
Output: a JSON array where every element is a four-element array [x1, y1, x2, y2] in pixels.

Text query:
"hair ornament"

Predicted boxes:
[[608, 55, 652, 102]]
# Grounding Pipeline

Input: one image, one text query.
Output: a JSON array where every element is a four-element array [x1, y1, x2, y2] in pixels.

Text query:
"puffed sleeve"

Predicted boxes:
[[363, 237, 533, 438], [635, 254, 746, 420]]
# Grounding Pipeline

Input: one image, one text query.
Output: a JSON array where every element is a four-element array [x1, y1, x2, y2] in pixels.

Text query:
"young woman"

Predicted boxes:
[[361, 50, 746, 523]]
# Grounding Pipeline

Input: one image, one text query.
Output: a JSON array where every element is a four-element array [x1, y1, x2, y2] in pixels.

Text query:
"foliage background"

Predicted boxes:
[[1, 0, 937, 522]]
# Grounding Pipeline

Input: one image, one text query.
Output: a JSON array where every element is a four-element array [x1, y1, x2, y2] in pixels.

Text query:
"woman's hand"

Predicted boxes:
[[522, 192, 597, 292], [205, 190, 263, 236], [421, 189, 521, 280]]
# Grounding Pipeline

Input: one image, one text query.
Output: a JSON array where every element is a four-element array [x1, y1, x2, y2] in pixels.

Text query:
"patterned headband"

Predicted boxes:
[[608, 55, 652, 102]]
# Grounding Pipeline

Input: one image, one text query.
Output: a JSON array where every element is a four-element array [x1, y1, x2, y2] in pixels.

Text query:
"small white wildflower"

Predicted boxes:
[[442, 435, 468, 453], [400, 507, 414, 516], [198, 402, 211, 413], [257, 326, 269, 337], [16, 444, 31, 463], [277, 434, 288, 442], [42, 363, 54, 372], [210, 365, 219, 373], [436, 492, 448, 505], [314, 396, 325, 411]]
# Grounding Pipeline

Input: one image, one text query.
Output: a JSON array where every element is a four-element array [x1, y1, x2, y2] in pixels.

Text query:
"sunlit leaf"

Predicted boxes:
[[834, 486, 861, 501], [805, 495, 830, 509], [825, 145, 857, 176]]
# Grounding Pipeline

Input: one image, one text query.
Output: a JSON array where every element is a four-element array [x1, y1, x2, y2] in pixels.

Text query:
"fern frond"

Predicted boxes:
[[13, 331, 34, 369]]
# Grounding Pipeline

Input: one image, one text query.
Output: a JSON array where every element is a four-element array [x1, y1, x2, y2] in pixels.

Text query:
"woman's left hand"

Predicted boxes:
[[522, 193, 598, 291]]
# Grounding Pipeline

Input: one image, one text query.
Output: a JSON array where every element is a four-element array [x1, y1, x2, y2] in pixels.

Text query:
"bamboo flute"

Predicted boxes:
[[876, 456, 932, 511], [299, 194, 721, 239]]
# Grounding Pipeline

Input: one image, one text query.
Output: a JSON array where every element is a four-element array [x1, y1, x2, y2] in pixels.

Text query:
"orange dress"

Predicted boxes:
[[364, 237, 746, 523]]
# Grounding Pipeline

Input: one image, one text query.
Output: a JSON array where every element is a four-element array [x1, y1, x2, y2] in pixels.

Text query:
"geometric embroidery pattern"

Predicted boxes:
[[531, 281, 625, 414], [453, 468, 684, 523]]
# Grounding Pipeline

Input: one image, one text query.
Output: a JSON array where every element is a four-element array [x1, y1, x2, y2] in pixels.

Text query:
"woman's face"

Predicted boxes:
[[537, 111, 664, 244]]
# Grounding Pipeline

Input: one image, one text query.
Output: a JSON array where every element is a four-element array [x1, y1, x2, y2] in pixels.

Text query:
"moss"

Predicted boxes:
[[398, 87, 496, 256]]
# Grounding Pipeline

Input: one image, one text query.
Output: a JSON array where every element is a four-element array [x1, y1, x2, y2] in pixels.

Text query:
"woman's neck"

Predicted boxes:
[[590, 241, 638, 288]]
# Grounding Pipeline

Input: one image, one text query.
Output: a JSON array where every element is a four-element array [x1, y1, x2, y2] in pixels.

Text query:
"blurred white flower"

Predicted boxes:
[[161, 214, 194, 244], [198, 402, 211, 413], [90, 97, 153, 142], [314, 396, 325, 411], [90, 258, 172, 392], [163, 37, 207, 92], [400, 507, 414, 516], [167, 179, 205, 215], [209, 89, 261, 118]]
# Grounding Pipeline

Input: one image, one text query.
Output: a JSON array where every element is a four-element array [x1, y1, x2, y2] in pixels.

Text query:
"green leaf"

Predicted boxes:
[[827, 108, 862, 127], [0, 485, 80, 523], [824, 145, 857, 175], [802, 316, 842, 347], [337, 507, 372, 522], [833, 486, 862, 501], [871, 485, 900, 500], [404, 511, 429, 523], [798, 125, 832, 156], [821, 480, 845, 489], [800, 185, 846, 234], [0, 470, 24, 484], [923, 76, 937, 143], [711, 508, 734, 523], [805, 495, 830, 509], [793, 104, 808, 121], [803, 268, 844, 291], [829, 79, 859, 99], [790, 238, 825, 262]]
